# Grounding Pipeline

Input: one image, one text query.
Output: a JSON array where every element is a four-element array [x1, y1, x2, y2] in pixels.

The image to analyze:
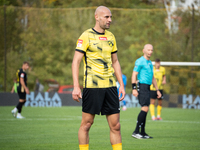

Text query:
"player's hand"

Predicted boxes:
[[118, 86, 125, 101], [162, 80, 166, 84], [157, 90, 162, 99], [25, 88, 30, 94], [132, 89, 138, 97], [72, 87, 82, 102]]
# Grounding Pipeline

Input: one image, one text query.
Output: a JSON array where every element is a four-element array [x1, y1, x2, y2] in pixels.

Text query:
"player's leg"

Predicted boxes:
[[80, 88, 105, 150], [157, 90, 163, 120], [106, 113, 122, 150], [150, 98, 156, 120], [150, 91, 157, 120], [16, 99, 26, 119], [12, 91, 26, 118], [122, 100, 127, 111], [157, 99, 162, 120], [78, 112, 95, 150], [103, 87, 122, 149]]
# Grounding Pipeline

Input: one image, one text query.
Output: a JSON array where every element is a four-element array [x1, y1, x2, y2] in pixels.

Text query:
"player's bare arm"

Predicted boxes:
[[20, 77, 29, 94], [162, 75, 166, 84], [111, 53, 125, 101], [152, 76, 162, 98], [72, 51, 84, 102], [131, 71, 138, 97]]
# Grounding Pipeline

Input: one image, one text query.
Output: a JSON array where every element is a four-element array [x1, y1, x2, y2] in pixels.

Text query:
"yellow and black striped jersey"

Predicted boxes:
[[150, 66, 165, 90], [150, 66, 165, 91], [75, 28, 117, 88]]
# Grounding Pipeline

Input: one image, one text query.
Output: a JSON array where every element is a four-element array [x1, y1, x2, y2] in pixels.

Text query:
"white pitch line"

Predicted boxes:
[[154, 120, 200, 124], [1, 118, 200, 124]]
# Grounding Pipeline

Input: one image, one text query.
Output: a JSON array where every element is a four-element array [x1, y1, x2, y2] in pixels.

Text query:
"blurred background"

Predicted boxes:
[[0, 0, 200, 95]]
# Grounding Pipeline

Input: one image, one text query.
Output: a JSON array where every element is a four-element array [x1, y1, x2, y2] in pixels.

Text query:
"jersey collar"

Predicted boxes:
[[92, 28, 105, 35]]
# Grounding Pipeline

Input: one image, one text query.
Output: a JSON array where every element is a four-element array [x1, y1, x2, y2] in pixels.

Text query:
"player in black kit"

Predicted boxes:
[[11, 61, 30, 119]]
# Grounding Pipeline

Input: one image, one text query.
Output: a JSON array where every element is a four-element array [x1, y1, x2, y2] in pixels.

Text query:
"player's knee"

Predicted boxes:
[[83, 121, 93, 131], [111, 122, 121, 132]]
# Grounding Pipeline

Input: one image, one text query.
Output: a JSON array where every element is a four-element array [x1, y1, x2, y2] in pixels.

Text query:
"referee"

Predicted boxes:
[[131, 44, 161, 139]]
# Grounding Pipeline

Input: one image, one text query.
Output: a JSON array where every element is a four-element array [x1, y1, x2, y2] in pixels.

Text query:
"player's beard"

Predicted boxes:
[[100, 22, 110, 30]]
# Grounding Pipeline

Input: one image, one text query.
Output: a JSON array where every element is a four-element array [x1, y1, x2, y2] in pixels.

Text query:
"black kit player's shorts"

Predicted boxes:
[[17, 86, 26, 99], [82, 87, 120, 115], [138, 83, 151, 107], [150, 90, 163, 100]]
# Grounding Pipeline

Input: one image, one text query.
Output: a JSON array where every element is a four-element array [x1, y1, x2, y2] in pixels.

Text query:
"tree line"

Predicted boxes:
[[0, 0, 199, 94]]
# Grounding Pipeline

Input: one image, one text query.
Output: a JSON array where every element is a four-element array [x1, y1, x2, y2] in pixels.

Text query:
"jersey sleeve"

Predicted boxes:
[[75, 31, 89, 53], [111, 34, 117, 54], [20, 73, 25, 78], [163, 67, 166, 76], [133, 59, 142, 72]]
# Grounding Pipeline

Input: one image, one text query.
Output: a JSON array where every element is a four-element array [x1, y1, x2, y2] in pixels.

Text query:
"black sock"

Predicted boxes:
[[141, 111, 147, 135], [16, 102, 25, 113], [134, 110, 147, 133]]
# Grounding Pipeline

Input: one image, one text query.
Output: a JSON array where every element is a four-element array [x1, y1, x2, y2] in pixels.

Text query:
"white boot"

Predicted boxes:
[[11, 108, 18, 118], [16, 113, 25, 119]]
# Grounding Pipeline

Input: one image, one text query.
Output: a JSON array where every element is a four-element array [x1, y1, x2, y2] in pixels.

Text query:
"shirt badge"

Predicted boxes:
[[77, 39, 83, 47]]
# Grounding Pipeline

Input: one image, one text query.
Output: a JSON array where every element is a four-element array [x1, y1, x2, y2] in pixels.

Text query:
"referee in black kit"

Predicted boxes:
[[131, 44, 161, 139]]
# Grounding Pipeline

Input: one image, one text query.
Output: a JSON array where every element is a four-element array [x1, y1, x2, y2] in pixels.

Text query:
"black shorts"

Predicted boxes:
[[17, 86, 26, 99], [82, 87, 120, 115], [138, 83, 150, 107], [150, 90, 163, 100]]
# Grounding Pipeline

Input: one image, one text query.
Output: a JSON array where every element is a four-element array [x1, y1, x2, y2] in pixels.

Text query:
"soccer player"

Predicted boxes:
[[131, 44, 161, 139], [11, 78, 18, 93], [150, 58, 166, 120], [72, 6, 125, 150], [11, 61, 30, 119], [117, 74, 127, 111]]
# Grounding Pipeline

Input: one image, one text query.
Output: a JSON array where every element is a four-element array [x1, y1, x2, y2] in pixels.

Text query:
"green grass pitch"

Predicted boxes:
[[0, 106, 200, 150]]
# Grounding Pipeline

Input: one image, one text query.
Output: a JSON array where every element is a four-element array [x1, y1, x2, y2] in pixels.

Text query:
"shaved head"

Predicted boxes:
[[144, 44, 153, 50], [95, 6, 111, 16], [143, 44, 153, 60], [94, 6, 112, 32]]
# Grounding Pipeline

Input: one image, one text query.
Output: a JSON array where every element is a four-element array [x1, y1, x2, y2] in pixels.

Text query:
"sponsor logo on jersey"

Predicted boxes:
[[99, 37, 107, 40], [77, 39, 83, 47], [20, 73, 24, 78]]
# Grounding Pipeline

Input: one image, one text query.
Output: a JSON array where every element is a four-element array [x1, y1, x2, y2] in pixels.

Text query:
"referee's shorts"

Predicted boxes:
[[138, 83, 150, 107], [82, 87, 120, 115]]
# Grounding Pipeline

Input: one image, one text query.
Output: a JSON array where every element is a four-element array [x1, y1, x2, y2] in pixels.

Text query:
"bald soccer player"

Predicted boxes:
[[72, 6, 125, 150]]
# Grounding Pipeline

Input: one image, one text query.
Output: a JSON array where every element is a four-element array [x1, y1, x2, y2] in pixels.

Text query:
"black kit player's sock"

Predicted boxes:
[[16, 102, 25, 113], [141, 111, 147, 135], [134, 110, 146, 133]]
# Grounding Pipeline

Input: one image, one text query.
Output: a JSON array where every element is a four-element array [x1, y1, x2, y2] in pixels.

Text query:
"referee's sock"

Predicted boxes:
[[134, 110, 146, 133], [140, 111, 147, 135]]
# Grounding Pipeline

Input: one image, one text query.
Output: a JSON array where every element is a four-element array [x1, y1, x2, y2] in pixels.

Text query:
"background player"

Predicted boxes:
[[117, 74, 127, 111], [72, 6, 125, 150], [150, 58, 166, 120], [11, 61, 30, 119]]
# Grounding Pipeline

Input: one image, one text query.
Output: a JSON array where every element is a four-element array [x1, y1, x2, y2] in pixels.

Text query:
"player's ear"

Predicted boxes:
[[95, 14, 99, 21]]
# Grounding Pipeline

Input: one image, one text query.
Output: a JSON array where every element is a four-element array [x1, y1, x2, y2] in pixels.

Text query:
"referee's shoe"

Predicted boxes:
[[132, 132, 146, 139], [142, 133, 153, 139]]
